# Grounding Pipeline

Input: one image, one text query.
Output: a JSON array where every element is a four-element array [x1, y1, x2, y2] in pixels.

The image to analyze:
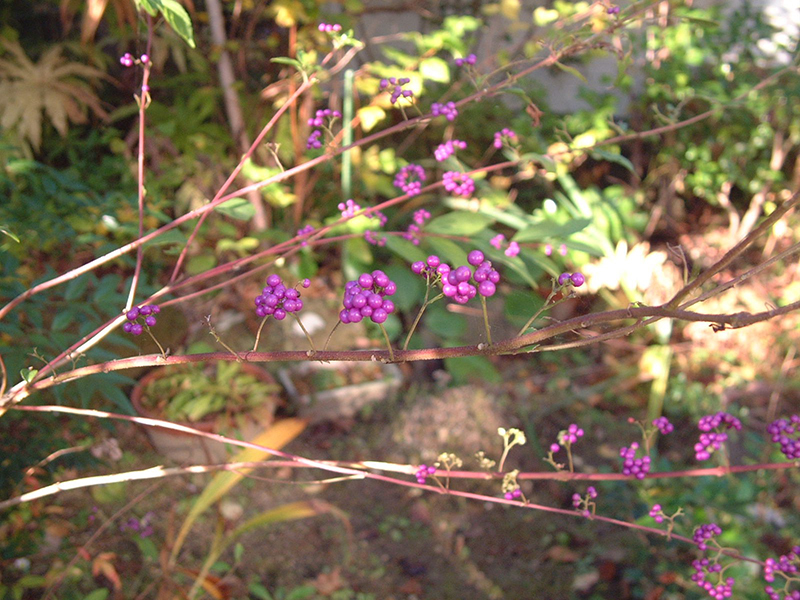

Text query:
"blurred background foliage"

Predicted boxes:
[[1, 0, 799, 598]]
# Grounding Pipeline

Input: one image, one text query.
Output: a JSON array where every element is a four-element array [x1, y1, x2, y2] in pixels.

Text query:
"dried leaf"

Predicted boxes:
[[0, 39, 106, 150]]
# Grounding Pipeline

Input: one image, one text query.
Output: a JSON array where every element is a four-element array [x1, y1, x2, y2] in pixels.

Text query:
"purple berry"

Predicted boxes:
[[478, 281, 496, 297], [570, 272, 585, 287], [358, 273, 374, 289], [468, 250, 485, 266], [372, 270, 390, 288], [454, 265, 472, 282], [558, 273, 572, 286]]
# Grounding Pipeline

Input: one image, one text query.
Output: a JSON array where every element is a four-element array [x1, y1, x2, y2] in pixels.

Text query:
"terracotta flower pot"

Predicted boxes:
[[131, 362, 281, 464]]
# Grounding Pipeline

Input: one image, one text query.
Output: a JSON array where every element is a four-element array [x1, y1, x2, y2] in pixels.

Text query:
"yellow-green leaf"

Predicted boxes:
[[357, 105, 386, 132]]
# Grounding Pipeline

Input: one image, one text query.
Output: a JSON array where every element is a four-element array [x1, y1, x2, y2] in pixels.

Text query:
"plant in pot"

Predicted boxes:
[[131, 360, 283, 463]]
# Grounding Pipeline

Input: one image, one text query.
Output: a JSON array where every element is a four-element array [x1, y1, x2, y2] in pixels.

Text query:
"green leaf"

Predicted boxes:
[[591, 149, 635, 174], [158, 0, 196, 48], [134, 0, 159, 16], [51, 310, 73, 332], [384, 235, 427, 265], [444, 355, 501, 384], [426, 237, 467, 267], [384, 264, 425, 312], [64, 274, 91, 301], [475, 205, 529, 230], [425, 305, 466, 339], [93, 274, 123, 306], [142, 229, 187, 248], [285, 586, 317, 600], [214, 197, 256, 221], [426, 211, 493, 236], [84, 588, 110, 600], [419, 56, 450, 83], [504, 290, 545, 328], [271, 57, 304, 70], [554, 61, 587, 82], [514, 218, 592, 242], [20, 368, 38, 383]]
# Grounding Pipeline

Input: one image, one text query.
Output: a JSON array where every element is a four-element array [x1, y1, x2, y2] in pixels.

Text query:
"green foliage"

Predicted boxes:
[[637, 2, 800, 209], [0, 131, 139, 262], [134, 0, 195, 48], [140, 362, 281, 422]]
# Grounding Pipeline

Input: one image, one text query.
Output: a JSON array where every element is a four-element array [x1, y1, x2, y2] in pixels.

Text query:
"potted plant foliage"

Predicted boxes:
[[131, 361, 282, 463]]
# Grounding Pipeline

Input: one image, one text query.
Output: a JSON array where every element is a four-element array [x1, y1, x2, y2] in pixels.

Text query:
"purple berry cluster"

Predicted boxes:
[[380, 77, 413, 104], [254, 274, 310, 320], [489, 234, 521, 257], [413, 209, 431, 226], [492, 128, 518, 149], [318, 22, 342, 32], [297, 224, 315, 237], [693, 523, 722, 550], [402, 209, 431, 245], [307, 108, 341, 127], [364, 230, 387, 247], [571, 486, 598, 517], [120, 511, 155, 539], [550, 423, 584, 454], [120, 53, 147, 67], [691, 558, 735, 599], [455, 54, 476, 67], [306, 130, 322, 149], [431, 101, 458, 121], [434, 139, 467, 161], [545, 243, 568, 257], [412, 250, 500, 305], [340, 271, 396, 325], [394, 164, 427, 196], [767, 415, 800, 459], [415, 464, 436, 484], [649, 504, 664, 523], [694, 412, 742, 461], [123, 304, 160, 335], [765, 546, 800, 600], [619, 442, 651, 479], [558, 272, 585, 287], [442, 171, 474, 197], [504, 488, 522, 501], [337, 198, 361, 218], [403, 225, 422, 245], [653, 416, 675, 434], [608, 5, 621, 15]]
